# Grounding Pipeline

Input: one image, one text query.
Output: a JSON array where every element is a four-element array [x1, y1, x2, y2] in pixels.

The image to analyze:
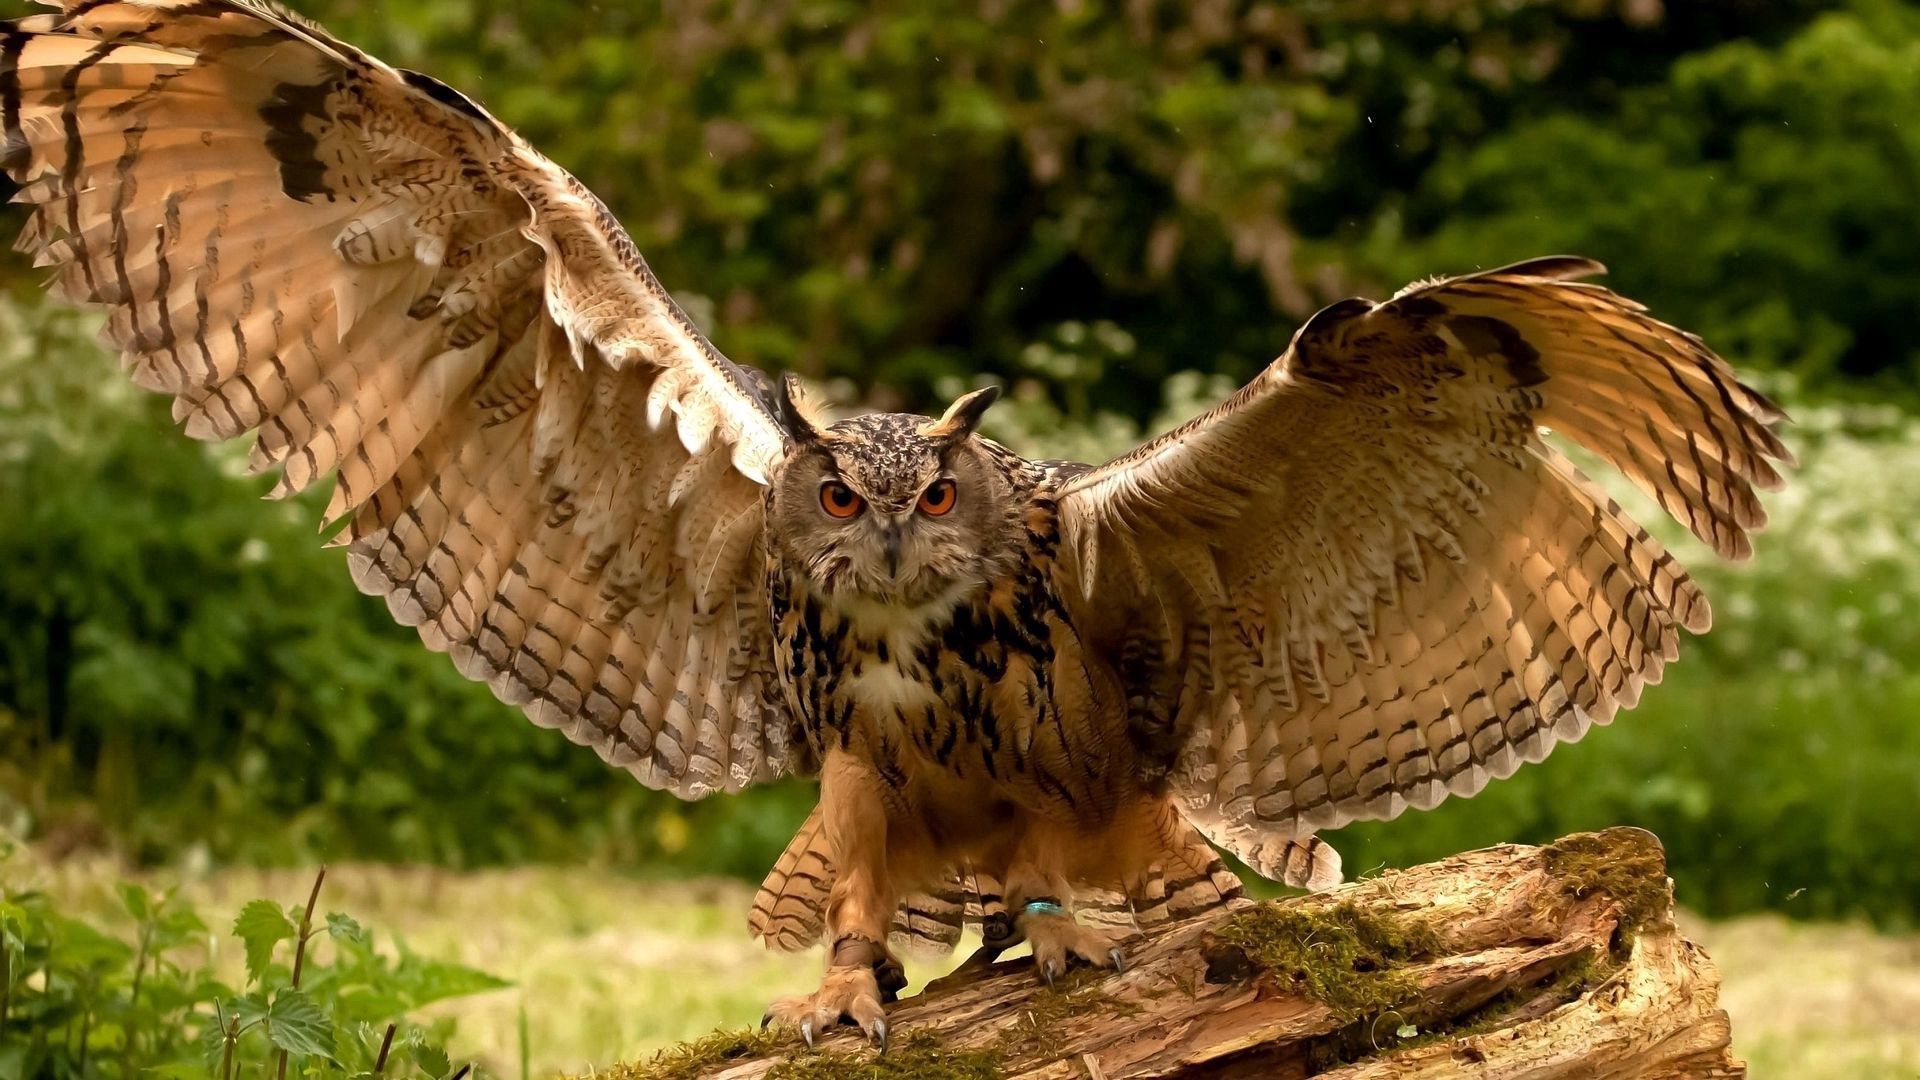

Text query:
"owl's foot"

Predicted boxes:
[[762, 966, 888, 1047], [1017, 900, 1128, 987], [761, 934, 896, 1048]]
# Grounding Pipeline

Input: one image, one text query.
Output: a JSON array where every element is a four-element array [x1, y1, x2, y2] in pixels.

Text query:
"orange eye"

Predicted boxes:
[[820, 481, 865, 519], [918, 479, 958, 517]]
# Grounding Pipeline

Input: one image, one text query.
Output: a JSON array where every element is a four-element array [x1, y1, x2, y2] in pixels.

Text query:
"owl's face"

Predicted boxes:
[[768, 387, 1017, 610]]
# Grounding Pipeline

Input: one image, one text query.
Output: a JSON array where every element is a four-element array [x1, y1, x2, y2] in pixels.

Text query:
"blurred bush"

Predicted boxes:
[[2, 0, 1919, 926], [1355, 0, 1920, 389]]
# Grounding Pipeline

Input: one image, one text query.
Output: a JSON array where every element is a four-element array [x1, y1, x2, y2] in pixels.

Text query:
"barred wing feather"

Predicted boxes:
[[0, 0, 796, 797], [1054, 257, 1790, 881]]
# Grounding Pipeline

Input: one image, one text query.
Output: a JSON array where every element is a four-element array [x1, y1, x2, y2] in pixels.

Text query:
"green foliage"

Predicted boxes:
[[0, 843, 501, 1080], [232, 902, 296, 986], [1355, 0, 1920, 391]]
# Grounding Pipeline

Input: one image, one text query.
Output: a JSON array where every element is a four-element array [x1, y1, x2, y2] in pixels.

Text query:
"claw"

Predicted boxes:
[[872, 1018, 889, 1054], [875, 958, 908, 1003], [1043, 959, 1059, 989], [1110, 948, 1127, 973], [800, 1017, 816, 1049], [760, 1012, 773, 1031]]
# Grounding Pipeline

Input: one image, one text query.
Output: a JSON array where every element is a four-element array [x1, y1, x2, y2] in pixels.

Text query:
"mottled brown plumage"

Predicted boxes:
[[2, 0, 1788, 1043]]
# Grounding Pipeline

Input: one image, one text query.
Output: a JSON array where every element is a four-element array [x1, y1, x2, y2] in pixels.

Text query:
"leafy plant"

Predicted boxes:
[[0, 843, 504, 1080]]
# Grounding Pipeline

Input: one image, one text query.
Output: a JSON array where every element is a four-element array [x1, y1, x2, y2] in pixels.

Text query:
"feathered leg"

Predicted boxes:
[[761, 753, 895, 1047], [1002, 821, 1132, 986]]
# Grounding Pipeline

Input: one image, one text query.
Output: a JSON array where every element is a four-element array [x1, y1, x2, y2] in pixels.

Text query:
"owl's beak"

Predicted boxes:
[[880, 519, 906, 578]]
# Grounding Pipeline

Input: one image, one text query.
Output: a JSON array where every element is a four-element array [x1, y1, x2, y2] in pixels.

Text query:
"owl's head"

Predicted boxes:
[[767, 380, 1018, 610]]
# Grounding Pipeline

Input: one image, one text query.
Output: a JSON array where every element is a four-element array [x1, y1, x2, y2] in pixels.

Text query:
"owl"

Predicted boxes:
[[1, 0, 1788, 1047]]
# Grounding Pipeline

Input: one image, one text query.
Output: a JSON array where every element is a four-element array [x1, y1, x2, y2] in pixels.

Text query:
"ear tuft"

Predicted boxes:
[[776, 374, 827, 445], [921, 385, 1002, 443]]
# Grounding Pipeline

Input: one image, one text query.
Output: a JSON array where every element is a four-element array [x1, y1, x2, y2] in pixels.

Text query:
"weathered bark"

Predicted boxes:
[[663, 828, 1742, 1079]]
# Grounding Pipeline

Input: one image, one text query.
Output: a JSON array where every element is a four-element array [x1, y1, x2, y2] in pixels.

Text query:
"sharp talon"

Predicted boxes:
[[760, 1012, 773, 1031], [1043, 961, 1057, 990], [1110, 948, 1127, 973], [801, 1018, 815, 1049], [872, 1019, 889, 1054]]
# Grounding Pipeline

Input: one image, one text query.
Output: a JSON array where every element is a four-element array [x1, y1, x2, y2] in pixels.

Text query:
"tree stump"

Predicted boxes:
[[624, 828, 1742, 1079]]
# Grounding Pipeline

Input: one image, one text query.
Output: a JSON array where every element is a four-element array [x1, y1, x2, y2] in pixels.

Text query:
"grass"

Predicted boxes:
[[11, 850, 1919, 1079], [1682, 911, 1920, 1080]]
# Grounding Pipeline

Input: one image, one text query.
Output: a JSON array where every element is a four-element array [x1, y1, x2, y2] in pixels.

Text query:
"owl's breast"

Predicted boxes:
[[772, 564, 1122, 808]]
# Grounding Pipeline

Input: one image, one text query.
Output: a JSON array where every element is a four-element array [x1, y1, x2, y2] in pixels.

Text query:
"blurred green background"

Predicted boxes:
[[2, 0, 1919, 1074]]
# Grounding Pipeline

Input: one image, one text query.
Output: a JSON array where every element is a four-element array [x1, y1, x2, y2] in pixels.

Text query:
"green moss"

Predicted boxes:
[[1545, 828, 1672, 939], [1208, 901, 1443, 1021], [600, 1027, 791, 1080], [765, 1031, 1002, 1080]]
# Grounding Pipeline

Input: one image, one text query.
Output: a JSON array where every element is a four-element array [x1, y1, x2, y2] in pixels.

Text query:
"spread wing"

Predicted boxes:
[[1, 0, 798, 797], [1053, 257, 1790, 880]]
